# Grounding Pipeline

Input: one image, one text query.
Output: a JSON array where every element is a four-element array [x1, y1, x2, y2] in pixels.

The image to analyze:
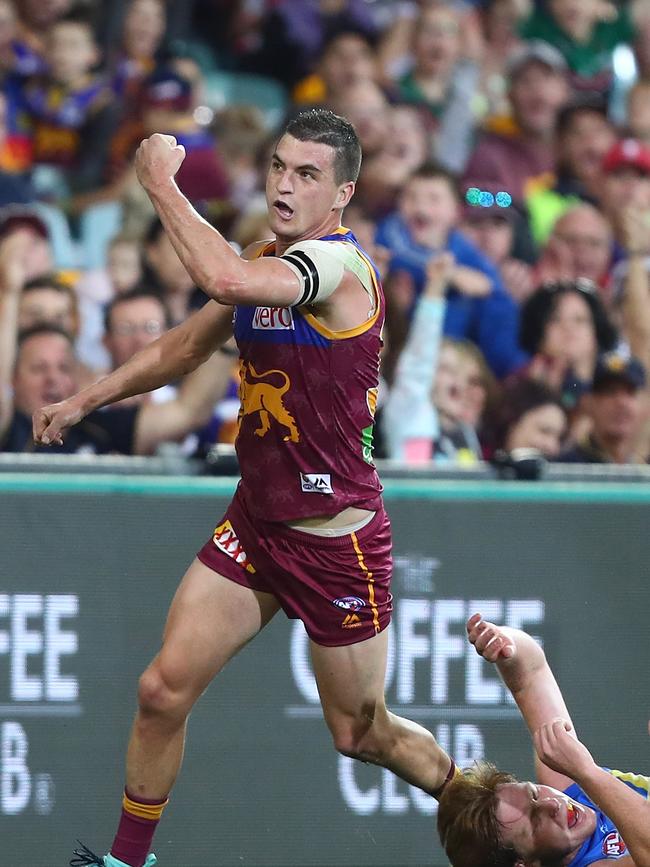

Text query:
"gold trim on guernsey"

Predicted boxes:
[[610, 769, 650, 797], [257, 227, 382, 340], [351, 531, 381, 634], [122, 793, 170, 821]]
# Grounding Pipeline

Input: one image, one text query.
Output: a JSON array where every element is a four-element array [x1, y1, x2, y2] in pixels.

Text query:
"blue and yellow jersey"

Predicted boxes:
[[565, 769, 650, 866]]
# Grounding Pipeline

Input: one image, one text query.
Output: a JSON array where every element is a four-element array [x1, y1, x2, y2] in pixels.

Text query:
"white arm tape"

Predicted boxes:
[[279, 239, 346, 306]]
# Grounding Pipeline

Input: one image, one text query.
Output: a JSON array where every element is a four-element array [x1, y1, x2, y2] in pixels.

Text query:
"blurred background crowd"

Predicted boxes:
[[2, 0, 650, 467]]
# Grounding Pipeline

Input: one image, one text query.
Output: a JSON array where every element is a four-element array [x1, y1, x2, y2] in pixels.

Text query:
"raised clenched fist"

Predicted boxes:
[[135, 133, 186, 192]]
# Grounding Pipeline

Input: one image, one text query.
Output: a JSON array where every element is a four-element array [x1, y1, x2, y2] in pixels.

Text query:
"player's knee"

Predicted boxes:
[[330, 709, 388, 764], [137, 662, 192, 719]]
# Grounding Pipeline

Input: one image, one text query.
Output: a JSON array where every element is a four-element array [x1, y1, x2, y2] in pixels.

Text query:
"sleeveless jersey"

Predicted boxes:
[[233, 227, 384, 522], [565, 768, 650, 867]]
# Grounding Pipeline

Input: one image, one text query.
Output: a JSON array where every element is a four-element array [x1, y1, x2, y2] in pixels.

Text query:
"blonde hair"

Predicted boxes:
[[437, 761, 519, 867]]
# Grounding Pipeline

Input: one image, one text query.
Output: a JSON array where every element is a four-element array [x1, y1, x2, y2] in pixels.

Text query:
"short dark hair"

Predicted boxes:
[[55, 4, 97, 34], [22, 273, 73, 296], [407, 162, 461, 201], [283, 109, 362, 184], [555, 96, 609, 138], [16, 323, 74, 352], [103, 287, 170, 333], [519, 280, 618, 355]]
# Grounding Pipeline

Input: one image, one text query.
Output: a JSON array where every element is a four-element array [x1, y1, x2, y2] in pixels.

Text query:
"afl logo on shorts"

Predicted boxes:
[[602, 831, 627, 857], [332, 596, 365, 611]]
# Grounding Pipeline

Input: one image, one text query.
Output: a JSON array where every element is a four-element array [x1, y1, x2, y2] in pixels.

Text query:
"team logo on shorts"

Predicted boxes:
[[332, 596, 365, 611], [212, 519, 256, 573], [602, 832, 626, 857]]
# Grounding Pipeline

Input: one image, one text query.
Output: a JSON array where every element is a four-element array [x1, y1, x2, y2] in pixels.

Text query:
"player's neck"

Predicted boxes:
[[274, 218, 343, 255]]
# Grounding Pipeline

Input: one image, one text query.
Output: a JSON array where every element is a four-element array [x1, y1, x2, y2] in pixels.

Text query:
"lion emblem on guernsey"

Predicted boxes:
[[238, 362, 300, 443]]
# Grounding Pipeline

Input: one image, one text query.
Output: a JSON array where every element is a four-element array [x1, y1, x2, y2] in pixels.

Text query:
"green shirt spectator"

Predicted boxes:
[[520, 3, 634, 89]]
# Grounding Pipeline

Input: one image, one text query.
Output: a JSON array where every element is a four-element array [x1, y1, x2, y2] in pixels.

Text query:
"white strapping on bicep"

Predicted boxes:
[[279, 239, 375, 307]]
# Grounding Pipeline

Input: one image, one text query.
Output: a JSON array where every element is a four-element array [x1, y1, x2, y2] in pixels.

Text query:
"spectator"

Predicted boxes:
[[353, 102, 431, 219], [247, 0, 377, 89], [463, 41, 570, 205], [535, 204, 614, 295], [376, 162, 527, 380], [461, 195, 536, 305], [102, 288, 169, 379], [599, 140, 650, 247], [477, 0, 526, 118], [382, 251, 451, 462], [107, 0, 169, 180], [12, 0, 72, 75], [455, 338, 499, 430], [0, 90, 35, 201], [430, 337, 483, 464], [518, 0, 638, 95], [292, 28, 378, 105], [74, 233, 146, 373], [17, 272, 78, 334], [212, 106, 269, 213], [0, 319, 233, 456], [15, 6, 119, 195], [396, 3, 479, 173], [559, 353, 649, 463], [626, 80, 650, 146], [519, 279, 618, 410], [0, 205, 54, 281], [482, 377, 567, 459], [143, 217, 208, 326], [138, 64, 230, 209], [526, 98, 617, 247]]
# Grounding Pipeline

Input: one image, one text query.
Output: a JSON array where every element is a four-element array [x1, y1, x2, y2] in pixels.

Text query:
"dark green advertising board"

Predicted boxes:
[[0, 476, 648, 866]]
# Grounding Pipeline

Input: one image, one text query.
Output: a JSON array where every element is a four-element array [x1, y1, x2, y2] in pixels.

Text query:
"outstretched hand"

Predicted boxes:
[[32, 398, 86, 447], [466, 613, 516, 662], [533, 718, 595, 780], [135, 133, 186, 192]]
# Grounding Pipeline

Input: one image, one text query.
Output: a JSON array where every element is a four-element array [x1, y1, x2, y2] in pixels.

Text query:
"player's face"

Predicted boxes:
[[496, 781, 596, 864], [265, 134, 352, 244], [13, 333, 76, 415]]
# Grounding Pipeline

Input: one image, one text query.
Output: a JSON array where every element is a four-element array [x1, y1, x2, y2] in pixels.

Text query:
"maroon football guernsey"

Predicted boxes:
[[233, 227, 384, 522]]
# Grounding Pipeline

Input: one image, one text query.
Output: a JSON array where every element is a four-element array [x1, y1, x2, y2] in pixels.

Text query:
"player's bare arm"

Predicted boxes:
[[466, 613, 577, 790], [135, 134, 303, 308], [33, 300, 233, 446], [135, 133, 373, 332], [535, 719, 650, 867]]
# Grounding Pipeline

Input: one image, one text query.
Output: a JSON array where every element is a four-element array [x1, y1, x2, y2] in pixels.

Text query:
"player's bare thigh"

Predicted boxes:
[[154, 557, 281, 701], [310, 629, 389, 723]]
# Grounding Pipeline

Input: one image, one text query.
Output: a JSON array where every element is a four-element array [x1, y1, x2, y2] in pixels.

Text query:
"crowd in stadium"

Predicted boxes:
[[1, 0, 650, 465]]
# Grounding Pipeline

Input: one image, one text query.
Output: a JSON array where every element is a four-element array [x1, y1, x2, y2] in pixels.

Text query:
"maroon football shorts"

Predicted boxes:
[[196, 485, 393, 646]]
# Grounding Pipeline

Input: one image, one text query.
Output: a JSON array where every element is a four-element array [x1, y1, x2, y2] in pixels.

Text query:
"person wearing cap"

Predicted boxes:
[[600, 139, 650, 225], [460, 188, 536, 304], [559, 353, 649, 463], [525, 98, 617, 247], [463, 40, 570, 205]]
